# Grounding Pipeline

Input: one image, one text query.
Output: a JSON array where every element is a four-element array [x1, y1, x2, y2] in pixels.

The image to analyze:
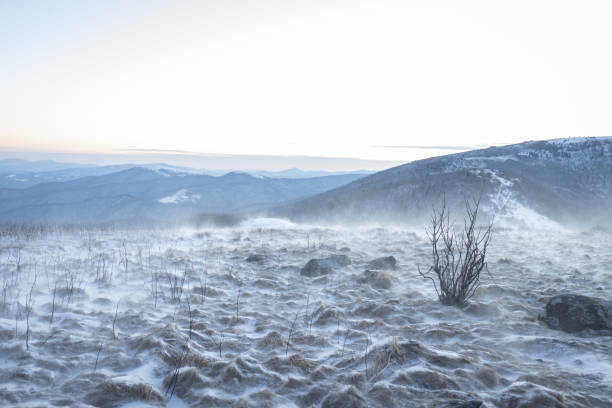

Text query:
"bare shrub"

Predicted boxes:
[[25, 274, 37, 350], [286, 312, 299, 356], [112, 301, 119, 340], [167, 270, 187, 303], [419, 198, 492, 306]]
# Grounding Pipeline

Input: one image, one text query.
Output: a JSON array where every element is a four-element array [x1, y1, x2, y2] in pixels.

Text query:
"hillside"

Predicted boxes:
[[276, 137, 612, 227], [0, 168, 365, 225]]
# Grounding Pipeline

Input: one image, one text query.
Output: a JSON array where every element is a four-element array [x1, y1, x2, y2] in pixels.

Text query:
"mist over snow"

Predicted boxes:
[[0, 138, 611, 408], [0, 221, 610, 407], [3, 0, 612, 404], [277, 137, 612, 229]]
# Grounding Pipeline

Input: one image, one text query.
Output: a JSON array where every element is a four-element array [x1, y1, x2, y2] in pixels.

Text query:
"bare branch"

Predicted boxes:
[[420, 198, 492, 306]]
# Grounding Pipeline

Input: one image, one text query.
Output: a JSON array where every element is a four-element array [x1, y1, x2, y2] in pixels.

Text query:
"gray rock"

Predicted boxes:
[[445, 401, 483, 408], [357, 270, 392, 289], [246, 254, 266, 264], [367, 256, 398, 270], [301, 255, 351, 277], [539, 293, 612, 333], [321, 386, 365, 408]]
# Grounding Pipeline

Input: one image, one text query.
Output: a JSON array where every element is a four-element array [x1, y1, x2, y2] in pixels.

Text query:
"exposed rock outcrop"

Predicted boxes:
[[366, 256, 398, 270], [539, 293, 612, 333], [301, 255, 351, 277], [246, 254, 266, 264], [357, 270, 392, 289]]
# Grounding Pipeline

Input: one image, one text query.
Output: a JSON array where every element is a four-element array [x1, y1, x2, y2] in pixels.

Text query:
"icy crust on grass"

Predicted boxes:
[[0, 222, 610, 407]]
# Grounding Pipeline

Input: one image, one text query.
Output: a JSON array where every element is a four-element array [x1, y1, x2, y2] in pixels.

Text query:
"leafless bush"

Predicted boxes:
[[186, 291, 194, 340], [50, 282, 57, 323], [210, 330, 225, 358], [120, 240, 129, 281], [165, 343, 189, 399], [11, 246, 22, 272], [234, 289, 241, 322], [25, 274, 37, 350], [419, 198, 492, 306], [94, 343, 103, 373], [167, 269, 187, 303], [151, 271, 159, 309], [112, 301, 119, 340], [198, 271, 208, 304], [0, 223, 48, 240], [94, 253, 112, 284], [1, 280, 8, 312], [62, 270, 77, 304], [286, 312, 299, 356], [364, 328, 371, 377]]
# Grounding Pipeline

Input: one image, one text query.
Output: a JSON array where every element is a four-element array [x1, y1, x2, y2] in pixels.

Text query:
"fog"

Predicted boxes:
[[0, 218, 610, 407]]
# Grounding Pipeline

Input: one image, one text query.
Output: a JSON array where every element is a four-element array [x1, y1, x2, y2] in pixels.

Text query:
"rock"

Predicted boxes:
[[162, 368, 206, 401], [539, 293, 612, 333], [300, 255, 351, 277], [475, 366, 499, 388], [495, 381, 584, 408], [86, 378, 165, 408], [358, 270, 392, 289], [446, 401, 483, 408], [405, 369, 459, 390], [246, 254, 266, 263], [321, 386, 365, 408], [373, 272, 392, 289], [464, 302, 502, 318], [366, 256, 398, 270]]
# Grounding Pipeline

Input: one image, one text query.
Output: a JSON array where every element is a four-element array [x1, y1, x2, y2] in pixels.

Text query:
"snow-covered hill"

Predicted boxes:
[[277, 137, 612, 227], [0, 168, 366, 225], [0, 162, 373, 189]]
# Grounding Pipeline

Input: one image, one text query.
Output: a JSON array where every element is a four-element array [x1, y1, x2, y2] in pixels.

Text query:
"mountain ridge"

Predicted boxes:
[[274, 137, 612, 227], [0, 167, 367, 225]]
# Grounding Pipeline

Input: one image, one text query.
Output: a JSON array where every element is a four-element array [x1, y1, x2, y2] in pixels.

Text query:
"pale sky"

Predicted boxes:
[[2, 0, 611, 166]]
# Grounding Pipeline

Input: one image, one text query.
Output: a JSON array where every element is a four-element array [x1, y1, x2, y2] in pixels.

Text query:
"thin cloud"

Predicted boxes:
[[114, 148, 200, 154], [370, 145, 476, 150]]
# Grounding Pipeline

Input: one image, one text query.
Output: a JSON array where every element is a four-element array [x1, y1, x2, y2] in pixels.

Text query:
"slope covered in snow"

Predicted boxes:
[[277, 137, 612, 227], [0, 168, 366, 225]]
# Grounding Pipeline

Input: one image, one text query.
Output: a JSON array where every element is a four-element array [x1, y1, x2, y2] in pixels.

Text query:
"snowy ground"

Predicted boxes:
[[0, 219, 610, 407]]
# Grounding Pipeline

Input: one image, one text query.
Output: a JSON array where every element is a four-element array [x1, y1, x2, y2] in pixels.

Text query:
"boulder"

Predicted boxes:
[[445, 401, 483, 408], [321, 386, 365, 408], [367, 256, 398, 270], [246, 254, 266, 264], [539, 293, 612, 333], [357, 270, 392, 289], [300, 255, 351, 277], [86, 378, 165, 408]]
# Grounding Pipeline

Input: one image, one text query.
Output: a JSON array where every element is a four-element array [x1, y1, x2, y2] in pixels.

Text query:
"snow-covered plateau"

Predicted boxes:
[[0, 220, 610, 407]]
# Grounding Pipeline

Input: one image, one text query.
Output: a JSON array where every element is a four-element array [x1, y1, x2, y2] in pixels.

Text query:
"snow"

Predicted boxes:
[[547, 136, 612, 145], [501, 200, 562, 230], [4, 174, 29, 182], [239, 217, 299, 229], [0, 223, 610, 407], [158, 189, 201, 204], [470, 168, 563, 230], [482, 169, 514, 188]]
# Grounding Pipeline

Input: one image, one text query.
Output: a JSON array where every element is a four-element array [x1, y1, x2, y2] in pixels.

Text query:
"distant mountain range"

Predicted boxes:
[[0, 159, 372, 189], [2, 138, 610, 227], [0, 158, 97, 173], [275, 137, 612, 228], [0, 166, 366, 225]]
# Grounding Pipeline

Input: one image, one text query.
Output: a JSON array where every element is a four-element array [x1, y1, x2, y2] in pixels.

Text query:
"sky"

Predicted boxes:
[[2, 0, 612, 170]]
